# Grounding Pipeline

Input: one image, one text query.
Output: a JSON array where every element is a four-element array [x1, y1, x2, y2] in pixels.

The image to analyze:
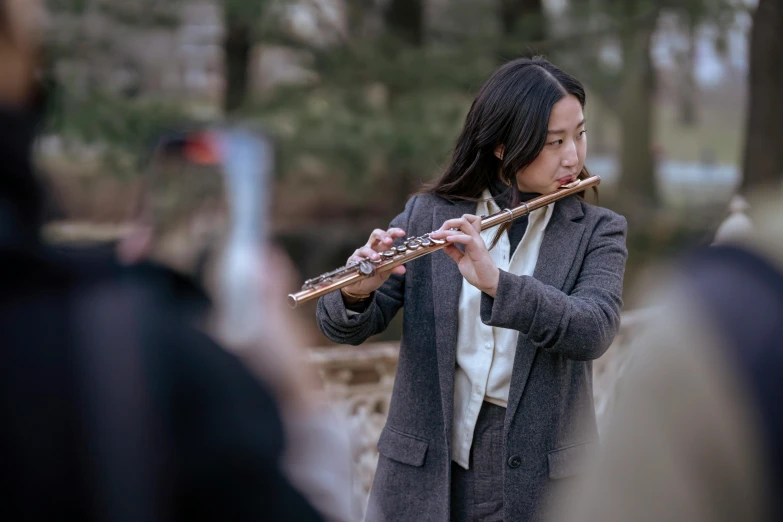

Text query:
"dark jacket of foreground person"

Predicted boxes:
[[0, 106, 324, 522]]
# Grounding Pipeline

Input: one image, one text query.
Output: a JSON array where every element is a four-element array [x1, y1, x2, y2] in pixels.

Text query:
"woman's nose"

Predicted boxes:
[[561, 141, 578, 167]]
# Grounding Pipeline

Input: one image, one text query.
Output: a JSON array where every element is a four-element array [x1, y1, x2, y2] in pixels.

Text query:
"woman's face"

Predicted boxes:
[[507, 94, 587, 195]]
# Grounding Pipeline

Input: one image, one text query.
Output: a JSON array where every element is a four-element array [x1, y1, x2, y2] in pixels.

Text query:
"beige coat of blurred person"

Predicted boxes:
[[552, 191, 783, 522]]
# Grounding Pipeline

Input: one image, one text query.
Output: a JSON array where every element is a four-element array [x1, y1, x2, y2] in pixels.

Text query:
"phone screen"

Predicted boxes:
[[142, 127, 274, 346]]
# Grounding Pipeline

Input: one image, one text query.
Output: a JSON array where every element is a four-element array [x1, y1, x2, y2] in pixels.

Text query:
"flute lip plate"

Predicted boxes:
[[559, 179, 581, 189]]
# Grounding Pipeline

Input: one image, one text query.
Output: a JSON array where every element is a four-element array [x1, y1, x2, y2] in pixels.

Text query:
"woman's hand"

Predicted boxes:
[[341, 227, 407, 303], [430, 214, 500, 297]]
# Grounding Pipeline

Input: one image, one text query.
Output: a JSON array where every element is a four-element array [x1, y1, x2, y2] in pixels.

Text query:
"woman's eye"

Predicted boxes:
[[548, 139, 563, 146], [578, 129, 587, 137]]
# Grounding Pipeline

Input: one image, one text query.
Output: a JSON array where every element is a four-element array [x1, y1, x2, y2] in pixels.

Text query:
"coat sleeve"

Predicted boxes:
[[315, 195, 420, 346], [480, 211, 627, 361]]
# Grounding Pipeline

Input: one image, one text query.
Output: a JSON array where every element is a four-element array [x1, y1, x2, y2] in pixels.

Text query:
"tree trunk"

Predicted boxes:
[[345, 0, 369, 41], [383, 0, 424, 209], [678, 13, 698, 127], [741, 0, 783, 193], [496, 0, 546, 60], [617, 22, 658, 217], [223, 20, 251, 113], [384, 0, 424, 46], [499, 0, 546, 40]]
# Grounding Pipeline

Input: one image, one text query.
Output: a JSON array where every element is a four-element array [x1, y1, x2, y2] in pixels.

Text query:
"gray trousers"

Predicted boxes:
[[451, 402, 506, 522]]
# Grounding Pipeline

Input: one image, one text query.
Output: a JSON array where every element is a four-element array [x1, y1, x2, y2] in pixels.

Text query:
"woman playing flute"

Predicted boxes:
[[316, 56, 628, 522]]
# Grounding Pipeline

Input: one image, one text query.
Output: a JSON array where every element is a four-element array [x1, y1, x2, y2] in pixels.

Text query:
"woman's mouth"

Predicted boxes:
[[557, 175, 576, 186]]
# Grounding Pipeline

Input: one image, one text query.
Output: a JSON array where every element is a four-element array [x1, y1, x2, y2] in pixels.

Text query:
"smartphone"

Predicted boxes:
[[142, 125, 274, 347]]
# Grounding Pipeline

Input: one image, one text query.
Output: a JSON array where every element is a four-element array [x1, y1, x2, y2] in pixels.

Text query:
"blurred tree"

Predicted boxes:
[[500, 0, 545, 39], [675, 2, 736, 126], [741, 0, 783, 193], [497, 0, 546, 59], [47, 0, 181, 26], [385, 0, 424, 46], [45, 0, 183, 88], [344, 0, 373, 41], [556, 0, 737, 219], [43, 0, 191, 165], [561, 0, 661, 216], [677, 11, 698, 126], [617, 11, 658, 213], [381, 0, 425, 205], [47, 0, 267, 114], [223, 0, 263, 113]]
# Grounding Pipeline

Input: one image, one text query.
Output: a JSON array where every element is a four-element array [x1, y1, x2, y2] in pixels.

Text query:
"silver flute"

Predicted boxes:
[[287, 176, 600, 308]]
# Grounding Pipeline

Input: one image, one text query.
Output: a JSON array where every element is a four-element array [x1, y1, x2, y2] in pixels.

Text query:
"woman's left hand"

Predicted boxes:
[[430, 214, 500, 297]]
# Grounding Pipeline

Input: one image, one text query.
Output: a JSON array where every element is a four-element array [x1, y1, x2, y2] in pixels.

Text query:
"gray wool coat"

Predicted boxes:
[[316, 192, 628, 522]]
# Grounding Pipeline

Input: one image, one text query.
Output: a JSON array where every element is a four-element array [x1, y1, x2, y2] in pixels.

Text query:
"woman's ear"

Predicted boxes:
[[494, 144, 504, 160]]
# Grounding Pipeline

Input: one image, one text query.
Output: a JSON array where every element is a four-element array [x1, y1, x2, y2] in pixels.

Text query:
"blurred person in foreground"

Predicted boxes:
[[552, 192, 783, 522], [0, 1, 326, 520], [117, 127, 356, 522]]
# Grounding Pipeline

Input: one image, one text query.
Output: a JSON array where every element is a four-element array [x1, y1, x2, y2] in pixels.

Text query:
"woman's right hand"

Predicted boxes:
[[341, 227, 407, 302]]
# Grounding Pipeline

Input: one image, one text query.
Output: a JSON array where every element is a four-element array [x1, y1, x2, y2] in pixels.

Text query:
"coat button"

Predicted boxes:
[[507, 455, 521, 468]]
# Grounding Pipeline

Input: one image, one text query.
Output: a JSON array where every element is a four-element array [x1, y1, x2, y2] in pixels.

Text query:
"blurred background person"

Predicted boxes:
[[0, 1, 326, 520], [117, 127, 356, 522], [551, 190, 783, 522]]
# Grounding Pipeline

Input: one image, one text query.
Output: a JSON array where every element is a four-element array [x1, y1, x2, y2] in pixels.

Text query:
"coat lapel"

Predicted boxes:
[[505, 196, 587, 431], [431, 198, 475, 452]]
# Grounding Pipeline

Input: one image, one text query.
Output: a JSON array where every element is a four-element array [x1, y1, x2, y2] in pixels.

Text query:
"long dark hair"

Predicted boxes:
[[422, 57, 593, 244]]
